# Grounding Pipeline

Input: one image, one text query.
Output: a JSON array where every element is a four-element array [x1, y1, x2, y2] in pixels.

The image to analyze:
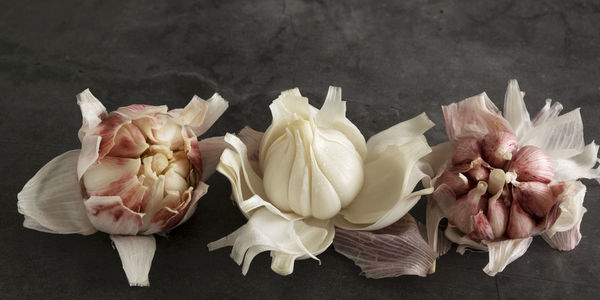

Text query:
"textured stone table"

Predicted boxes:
[[2, 0, 599, 298]]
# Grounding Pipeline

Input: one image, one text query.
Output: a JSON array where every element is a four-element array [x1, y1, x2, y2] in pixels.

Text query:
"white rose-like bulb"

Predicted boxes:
[[209, 87, 436, 276], [261, 114, 364, 219]]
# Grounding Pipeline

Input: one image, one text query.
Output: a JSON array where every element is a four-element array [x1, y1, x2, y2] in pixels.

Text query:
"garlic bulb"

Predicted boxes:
[[17, 89, 229, 286], [209, 87, 435, 276], [261, 119, 364, 220], [427, 79, 599, 277]]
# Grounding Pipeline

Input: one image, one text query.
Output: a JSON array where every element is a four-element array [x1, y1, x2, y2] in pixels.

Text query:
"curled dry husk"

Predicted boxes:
[[425, 80, 598, 276], [17, 89, 229, 286], [208, 87, 438, 277]]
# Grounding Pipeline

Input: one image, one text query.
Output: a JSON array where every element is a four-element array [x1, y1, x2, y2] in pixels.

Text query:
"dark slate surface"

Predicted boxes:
[[2, 0, 599, 299]]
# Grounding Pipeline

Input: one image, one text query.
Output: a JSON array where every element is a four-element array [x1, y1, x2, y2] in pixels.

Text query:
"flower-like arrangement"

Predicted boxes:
[[426, 80, 599, 275], [208, 87, 435, 275], [17, 89, 228, 286], [16, 80, 599, 284]]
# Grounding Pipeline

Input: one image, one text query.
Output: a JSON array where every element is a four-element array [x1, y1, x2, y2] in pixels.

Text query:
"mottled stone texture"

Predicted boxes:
[[1, 0, 599, 298]]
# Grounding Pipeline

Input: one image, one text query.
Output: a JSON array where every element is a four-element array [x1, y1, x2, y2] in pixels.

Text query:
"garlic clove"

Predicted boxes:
[[487, 189, 509, 239], [437, 171, 470, 196], [468, 211, 495, 241], [448, 181, 488, 234], [513, 181, 556, 218], [508, 145, 554, 183], [108, 123, 149, 158], [481, 131, 518, 168], [506, 196, 536, 239], [452, 139, 481, 165], [467, 164, 489, 181], [488, 168, 508, 195]]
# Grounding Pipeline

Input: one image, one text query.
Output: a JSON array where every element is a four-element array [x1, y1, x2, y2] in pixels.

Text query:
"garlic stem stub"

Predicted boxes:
[[427, 79, 599, 276], [17, 89, 229, 286], [208, 86, 437, 277]]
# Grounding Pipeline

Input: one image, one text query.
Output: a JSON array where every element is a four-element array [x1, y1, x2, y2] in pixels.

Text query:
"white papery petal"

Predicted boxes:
[[422, 142, 454, 180], [503, 80, 532, 140], [177, 93, 229, 136], [483, 237, 533, 276], [76, 89, 107, 141], [366, 113, 435, 162], [336, 137, 433, 230], [196, 136, 227, 180], [315, 86, 367, 159], [519, 108, 585, 159], [237, 127, 264, 161], [553, 142, 600, 181], [110, 235, 156, 287], [116, 105, 168, 120], [219, 134, 266, 205], [542, 220, 582, 251], [532, 99, 563, 126], [546, 181, 587, 236], [77, 133, 101, 180], [207, 196, 334, 275], [17, 150, 96, 235]]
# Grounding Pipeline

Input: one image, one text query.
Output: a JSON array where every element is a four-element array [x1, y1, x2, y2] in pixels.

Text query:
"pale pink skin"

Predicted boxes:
[[436, 94, 562, 242], [82, 104, 203, 235]]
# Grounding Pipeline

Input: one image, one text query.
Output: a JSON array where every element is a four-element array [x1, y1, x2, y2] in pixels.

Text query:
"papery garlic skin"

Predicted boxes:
[[209, 87, 435, 275], [17, 89, 229, 286], [426, 79, 599, 277]]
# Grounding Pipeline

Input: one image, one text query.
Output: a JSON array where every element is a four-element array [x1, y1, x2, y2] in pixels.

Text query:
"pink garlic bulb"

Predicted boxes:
[[428, 79, 597, 277]]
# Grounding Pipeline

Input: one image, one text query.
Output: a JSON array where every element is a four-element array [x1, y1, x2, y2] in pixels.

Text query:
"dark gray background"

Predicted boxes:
[[2, 0, 599, 299]]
